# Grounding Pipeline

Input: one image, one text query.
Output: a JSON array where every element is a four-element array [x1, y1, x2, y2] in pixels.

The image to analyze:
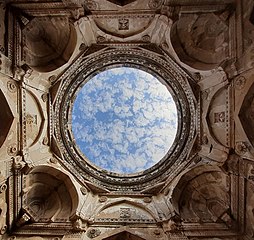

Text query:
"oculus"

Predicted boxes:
[[71, 67, 178, 174], [54, 47, 196, 191]]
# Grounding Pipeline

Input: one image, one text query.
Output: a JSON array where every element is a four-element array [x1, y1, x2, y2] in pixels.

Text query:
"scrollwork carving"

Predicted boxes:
[[148, 0, 163, 9], [48, 75, 57, 83], [0, 183, 7, 193], [7, 81, 17, 93]]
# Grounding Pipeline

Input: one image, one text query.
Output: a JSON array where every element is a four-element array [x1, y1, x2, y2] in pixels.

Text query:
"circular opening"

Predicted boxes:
[[71, 67, 178, 174]]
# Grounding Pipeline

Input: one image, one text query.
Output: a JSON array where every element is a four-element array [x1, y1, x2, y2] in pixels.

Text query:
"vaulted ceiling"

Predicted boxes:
[[0, 0, 254, 239]]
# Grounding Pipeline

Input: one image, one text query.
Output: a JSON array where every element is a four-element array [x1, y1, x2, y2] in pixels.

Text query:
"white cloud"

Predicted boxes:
[[72, 67, 178, 174]]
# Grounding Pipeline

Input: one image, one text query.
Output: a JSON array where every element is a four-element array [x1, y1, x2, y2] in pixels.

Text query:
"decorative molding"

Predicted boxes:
[[7, 81, 17, 93], [53, 45, 197, 191]]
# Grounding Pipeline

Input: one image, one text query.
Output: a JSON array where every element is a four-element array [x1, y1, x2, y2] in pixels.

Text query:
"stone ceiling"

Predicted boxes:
[[0, 0, 254, 239]]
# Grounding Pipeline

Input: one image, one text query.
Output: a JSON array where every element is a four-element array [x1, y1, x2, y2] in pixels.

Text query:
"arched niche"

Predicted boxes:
[[0, 89, 14, 148], [22, 16, 77, 72], [94, 199, 156, 223], [239, 81, 254, 148], [22, 165, 79, 222], [171, 165, 231, 225], [170, 13, 229, 70]]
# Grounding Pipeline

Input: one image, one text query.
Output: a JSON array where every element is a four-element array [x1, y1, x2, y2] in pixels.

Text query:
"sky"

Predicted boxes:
[[72, 67, 178, 174]]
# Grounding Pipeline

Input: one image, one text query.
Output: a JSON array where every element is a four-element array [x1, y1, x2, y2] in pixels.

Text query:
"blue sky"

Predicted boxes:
[[72, 67, 178, 174]]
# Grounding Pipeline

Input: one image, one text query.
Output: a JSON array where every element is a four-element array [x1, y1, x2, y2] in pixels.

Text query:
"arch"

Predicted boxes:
[[23, 165, 80, 222], [22, 17, 77, 72], [94, 199, 156, 221], [170, 13, 228, 70], [171, 165, 231, 225], [171, 165, 223, 214]]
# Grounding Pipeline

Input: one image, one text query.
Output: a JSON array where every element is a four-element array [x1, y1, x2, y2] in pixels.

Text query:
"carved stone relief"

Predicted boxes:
[[92, 14, 154, 38], [199, 79, 230, 164], [94, 201, 156, 224], [207, 86, 230, 148]]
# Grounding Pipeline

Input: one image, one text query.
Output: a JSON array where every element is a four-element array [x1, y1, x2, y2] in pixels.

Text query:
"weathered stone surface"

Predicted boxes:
[[0, 0, 253, 239]]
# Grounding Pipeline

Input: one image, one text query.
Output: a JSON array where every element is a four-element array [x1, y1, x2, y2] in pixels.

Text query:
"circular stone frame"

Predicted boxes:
[[53, 47, 196, 191], [71, 66, 179, 174]]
